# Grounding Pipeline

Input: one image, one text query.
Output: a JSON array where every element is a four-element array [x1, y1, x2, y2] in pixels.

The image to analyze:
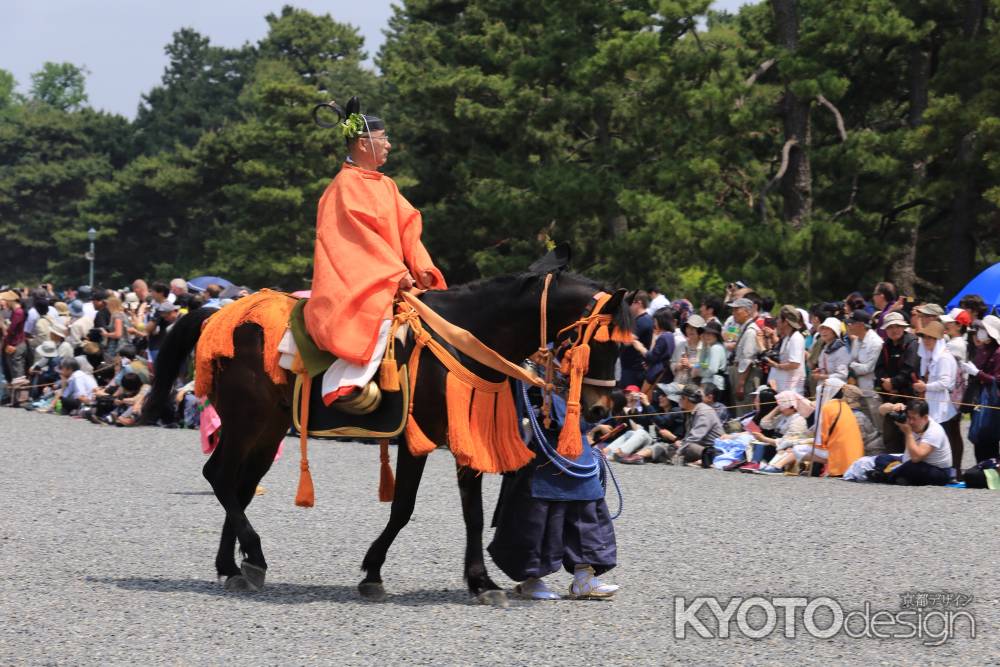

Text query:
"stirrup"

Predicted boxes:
[[514, 577, 560, 601], [568, 566, 619, 600], [332, 380, 382, 415]]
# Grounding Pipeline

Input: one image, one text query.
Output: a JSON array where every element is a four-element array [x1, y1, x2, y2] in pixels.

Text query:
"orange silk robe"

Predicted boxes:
[[304, 163, 446, 366]]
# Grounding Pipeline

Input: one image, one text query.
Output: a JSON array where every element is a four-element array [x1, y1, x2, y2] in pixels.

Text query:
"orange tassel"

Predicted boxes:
[[594, 324, 610, 343], [378, 438, 395, 502], [404, 345, 437, 456], [610, 327, 633, 344], [446, 373, 477, 469], [295, 373, 315, 507], [379, 357, 400, 392], [556, 343, 588, 458]]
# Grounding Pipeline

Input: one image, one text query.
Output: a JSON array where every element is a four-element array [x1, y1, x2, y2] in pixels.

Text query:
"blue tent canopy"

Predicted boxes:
[[187, 276, 235, 293], [947, 263, 1000, 314]]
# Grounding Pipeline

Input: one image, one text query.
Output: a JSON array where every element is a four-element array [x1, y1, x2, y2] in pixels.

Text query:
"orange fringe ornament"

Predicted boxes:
[[295, 372, 315, 507], [378, 438, 395, 502], [444, 374, 533, 473], [194, 289, 296, 398], [556, 343, 589, 458]]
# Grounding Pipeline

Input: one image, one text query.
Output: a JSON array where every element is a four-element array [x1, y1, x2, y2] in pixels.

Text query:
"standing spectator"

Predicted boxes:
[[726, 297, 762, 415], [629, 309, 676, 396], [151, 282, 170, 306], [146, 302, 181, 362], [646, 287, 669, 315], [695, 320, 728, 395], [203, 284, 224, 309], [619, 291, 653, 389], [960, 314, 1000, 462], [99, 295, 130, 357], [874, 312, 919, 453], [671, 314, 704, 390], [91, 289, 111, 332], [913, 321, 960, 477], [1, 290, 27, 381], [28, 296, 57, 350], [870, 282, 898, 337], [67, 300, 94, 348], [846, 310, 883, 426], [767, 305, 806, 394], [911, 303, 944, 336], [699, 296, 723, 327], [813, 318, 850, 384], [131, 279, 150, 304], [77, 286, 96, 319], [48, 322, 74, 361], [168, 278, 188, 304], [942, 309, 970, 364]]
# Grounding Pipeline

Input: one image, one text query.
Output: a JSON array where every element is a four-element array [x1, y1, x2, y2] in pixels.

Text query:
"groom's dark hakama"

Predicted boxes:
[[488, 394, 617, 580]]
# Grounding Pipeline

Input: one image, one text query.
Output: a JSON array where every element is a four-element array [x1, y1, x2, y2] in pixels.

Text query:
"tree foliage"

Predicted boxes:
[[2, 2, 998, 305]]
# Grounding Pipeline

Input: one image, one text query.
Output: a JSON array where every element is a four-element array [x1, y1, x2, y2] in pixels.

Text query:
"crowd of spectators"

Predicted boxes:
[[598, 281, 1000, 488], [0, 278, 244, 427], [4, 273, 999, 490]]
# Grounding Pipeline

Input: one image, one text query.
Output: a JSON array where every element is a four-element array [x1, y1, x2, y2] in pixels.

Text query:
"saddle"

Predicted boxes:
[[287, 298, 408, 438]]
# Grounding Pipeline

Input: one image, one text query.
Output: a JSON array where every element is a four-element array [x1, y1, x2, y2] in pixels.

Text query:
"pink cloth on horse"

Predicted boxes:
[[200, 402, 283, 461]]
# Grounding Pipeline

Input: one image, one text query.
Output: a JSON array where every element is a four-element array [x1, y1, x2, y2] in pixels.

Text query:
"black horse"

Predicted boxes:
[[143, 254, 631, 606]]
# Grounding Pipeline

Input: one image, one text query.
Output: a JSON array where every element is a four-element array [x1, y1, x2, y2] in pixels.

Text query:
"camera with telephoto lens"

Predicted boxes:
[[756, 348, 780, 364], [887, 410, 908, 424]]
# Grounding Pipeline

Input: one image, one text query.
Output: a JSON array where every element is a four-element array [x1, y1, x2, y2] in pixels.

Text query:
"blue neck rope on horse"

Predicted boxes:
[[518, 381, 623, 520]]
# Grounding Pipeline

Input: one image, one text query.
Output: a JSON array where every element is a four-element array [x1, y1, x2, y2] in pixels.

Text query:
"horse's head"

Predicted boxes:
[[531, 246, 633, 424]]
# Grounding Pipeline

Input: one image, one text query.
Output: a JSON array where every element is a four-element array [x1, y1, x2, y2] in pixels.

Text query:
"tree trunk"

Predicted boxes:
[[770, 0, 812, 229], [891, 44, 930, 295], [945, 0, 986, 295]]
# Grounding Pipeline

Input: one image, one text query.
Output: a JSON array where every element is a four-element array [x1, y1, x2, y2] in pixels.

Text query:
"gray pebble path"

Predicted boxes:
[[1, 409, 996, 666]]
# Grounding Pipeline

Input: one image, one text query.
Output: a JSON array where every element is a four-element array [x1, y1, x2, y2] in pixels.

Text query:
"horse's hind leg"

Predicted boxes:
[[359, 438, 427, 601], [457, 466, 507, 607]]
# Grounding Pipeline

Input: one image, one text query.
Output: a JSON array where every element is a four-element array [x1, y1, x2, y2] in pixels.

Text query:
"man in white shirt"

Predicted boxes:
[[58, 357, 98, 414], [767, 305, 806, 394], [884, 399, 953, 485], [646, 288, 670, 316], [847, 310, 884, 428], [727, 297, 762, 415]]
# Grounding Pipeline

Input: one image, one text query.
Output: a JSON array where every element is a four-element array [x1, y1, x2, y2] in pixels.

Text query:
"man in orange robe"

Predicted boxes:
[[304, 102, 446, 399]]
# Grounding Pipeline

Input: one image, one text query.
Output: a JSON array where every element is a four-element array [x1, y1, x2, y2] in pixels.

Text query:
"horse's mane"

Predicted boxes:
[[433, 270, 632, 333]]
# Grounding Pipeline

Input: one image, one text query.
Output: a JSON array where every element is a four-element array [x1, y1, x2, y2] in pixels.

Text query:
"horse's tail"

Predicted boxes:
[[140, 306, 217, 425]]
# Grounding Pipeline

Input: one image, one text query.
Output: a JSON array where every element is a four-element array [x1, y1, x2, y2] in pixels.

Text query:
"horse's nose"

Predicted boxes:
[[587, 405, 609, 422]]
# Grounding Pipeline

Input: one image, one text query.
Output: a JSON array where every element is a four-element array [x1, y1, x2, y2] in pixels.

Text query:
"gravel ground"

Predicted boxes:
[[1, 407, 996, 666]]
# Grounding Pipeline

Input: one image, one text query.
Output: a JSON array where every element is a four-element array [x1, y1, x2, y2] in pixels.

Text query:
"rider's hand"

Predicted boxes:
[[398, 274, 415, 292], [416, 271, 436, 290]]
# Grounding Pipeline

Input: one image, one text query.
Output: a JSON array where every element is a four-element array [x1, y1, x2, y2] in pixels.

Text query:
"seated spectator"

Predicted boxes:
[[874, 311, 919, 453], [813, 317, 850, 385], [816, 378, 865, 476], [841, 384, 885, 456], [627, 385, 724, 465], [600, 386, 656, 459], [702, 383, 729, 424], [878, 399, 954, 486], [55, 357, 97, 415], [28, 341, 61, 400], [48, 322, 74, 361], [753, 391, 814, 474], [911, 303, 944, 336]]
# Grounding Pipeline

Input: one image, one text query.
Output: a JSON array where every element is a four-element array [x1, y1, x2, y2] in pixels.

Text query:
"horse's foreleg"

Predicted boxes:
[[457, 466, 507, 607], [359, 438, 427, 601]]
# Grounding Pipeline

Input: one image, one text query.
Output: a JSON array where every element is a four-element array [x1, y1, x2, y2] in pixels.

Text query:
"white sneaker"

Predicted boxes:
[[568, 565, 619, 599], [514, 577, 561, 600]]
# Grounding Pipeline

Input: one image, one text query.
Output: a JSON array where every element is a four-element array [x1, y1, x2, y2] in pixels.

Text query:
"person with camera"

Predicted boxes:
[[726, 297, 762, 415], [626, 385, 724, 465], [877, 399, 953, 485], [600, 385, 657, 460], [913, 321, 960, 477]]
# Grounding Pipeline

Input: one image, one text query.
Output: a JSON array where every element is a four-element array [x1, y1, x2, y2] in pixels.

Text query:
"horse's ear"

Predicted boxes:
[[528, 242, 572, 274], [603, 288, 627, 316]]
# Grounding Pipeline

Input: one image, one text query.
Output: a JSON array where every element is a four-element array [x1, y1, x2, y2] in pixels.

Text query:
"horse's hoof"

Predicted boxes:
[[223, 575, 257, 592], [358, 581, 386, 602], [240, 561, 266, 590], [476, 589, 509, 608]]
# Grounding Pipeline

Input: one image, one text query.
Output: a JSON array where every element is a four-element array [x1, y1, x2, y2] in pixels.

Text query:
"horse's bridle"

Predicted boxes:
[[530, 273, 628, 428]]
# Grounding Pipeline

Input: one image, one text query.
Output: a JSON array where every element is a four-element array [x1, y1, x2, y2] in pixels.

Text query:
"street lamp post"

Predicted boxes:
[[87, 227, 96, 287]]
